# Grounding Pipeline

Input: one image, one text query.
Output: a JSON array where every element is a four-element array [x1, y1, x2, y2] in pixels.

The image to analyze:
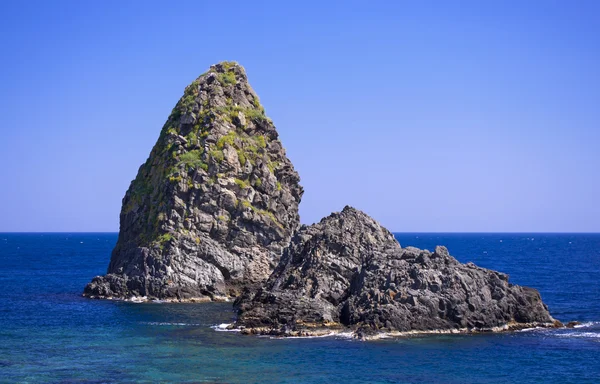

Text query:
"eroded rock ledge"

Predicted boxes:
[[234, 206, 558, 337]]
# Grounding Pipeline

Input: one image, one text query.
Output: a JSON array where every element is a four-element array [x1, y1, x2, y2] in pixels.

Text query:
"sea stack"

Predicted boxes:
[[84, 62, 303, 301], [234, 206, 557, 337], [84, 62, 557, 338]]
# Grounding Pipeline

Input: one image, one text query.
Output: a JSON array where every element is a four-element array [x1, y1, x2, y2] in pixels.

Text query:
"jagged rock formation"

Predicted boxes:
[[84, 62, 303, 301], [234, 206, 556, 336], [83, 61, 557, 338]]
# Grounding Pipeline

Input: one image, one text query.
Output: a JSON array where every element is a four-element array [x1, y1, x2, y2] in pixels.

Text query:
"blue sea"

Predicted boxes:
[[1, 233, 599, 383]]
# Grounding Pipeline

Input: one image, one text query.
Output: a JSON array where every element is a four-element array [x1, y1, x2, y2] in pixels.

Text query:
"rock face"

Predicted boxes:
[[235, 206, 555, 336], [84, 62, 303, 301]]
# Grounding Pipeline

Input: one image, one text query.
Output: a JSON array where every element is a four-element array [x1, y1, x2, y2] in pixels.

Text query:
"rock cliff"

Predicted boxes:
[[234, 206, 556, 337], [84, 62, 303, 301]]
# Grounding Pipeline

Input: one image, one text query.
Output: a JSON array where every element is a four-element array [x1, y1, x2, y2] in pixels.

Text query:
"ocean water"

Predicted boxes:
[[0, 233, 599, 383]]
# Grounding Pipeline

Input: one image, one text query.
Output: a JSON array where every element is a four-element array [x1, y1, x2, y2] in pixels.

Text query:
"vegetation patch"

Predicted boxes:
[[178, 149, 207, 171], [181, 94, 196, 113], [267, 161, 279, 173], [211, 129, 270, 167], [217, 71, 236, 86], [252, 95, 261, 109], [155, 233, 174, 250], [240, 200, 283, 229], [217, 131, 237, 150], [123, 176, 153, 213], [220, 61, 238, 70], [235, 178, 249, 189], [186, 131, 197, 147], [170, 107, 182, 121], [169, 174, 182, 183], [210, 149, 224, 163], [254, 135, 266, 148], [237, 149, 247, 166], [216, 105, 269, 125], [157, 233, 173, 243], [262, 210, 283, 229]]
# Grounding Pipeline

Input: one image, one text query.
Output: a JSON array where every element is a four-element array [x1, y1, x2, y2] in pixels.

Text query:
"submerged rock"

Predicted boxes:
[[234, 206, 556, 336], [84, 62, 303, 301]]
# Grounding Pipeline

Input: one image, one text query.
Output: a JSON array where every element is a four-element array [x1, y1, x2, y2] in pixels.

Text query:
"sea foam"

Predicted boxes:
[[211, 323, 241, 332]]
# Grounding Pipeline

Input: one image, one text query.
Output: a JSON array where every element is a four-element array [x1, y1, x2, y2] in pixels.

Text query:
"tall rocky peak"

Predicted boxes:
[[84, 61, 303, 301]]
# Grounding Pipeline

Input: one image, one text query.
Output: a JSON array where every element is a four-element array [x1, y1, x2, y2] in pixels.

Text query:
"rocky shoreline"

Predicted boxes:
[[235, 320, 563, 340], [81, 294, 231, 303]]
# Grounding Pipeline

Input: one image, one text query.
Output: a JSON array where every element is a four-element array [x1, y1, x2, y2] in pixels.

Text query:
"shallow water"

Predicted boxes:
[[1, 233, 598, 383]]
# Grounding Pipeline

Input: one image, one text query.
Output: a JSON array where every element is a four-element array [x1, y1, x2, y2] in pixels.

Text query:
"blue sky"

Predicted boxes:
[[0, 0, 598, 232]]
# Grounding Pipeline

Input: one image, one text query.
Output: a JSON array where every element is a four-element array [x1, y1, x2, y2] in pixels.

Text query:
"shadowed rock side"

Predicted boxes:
[[84, 62, 303, 301], [234, 206, 556, 337]]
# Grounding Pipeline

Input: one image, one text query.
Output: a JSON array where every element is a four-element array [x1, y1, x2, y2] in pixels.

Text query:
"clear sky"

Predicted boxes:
[[0, 0, 598, 232]]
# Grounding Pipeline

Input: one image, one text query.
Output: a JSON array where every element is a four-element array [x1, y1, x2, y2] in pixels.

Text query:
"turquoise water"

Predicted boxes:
[[1, 233, 599, 383]]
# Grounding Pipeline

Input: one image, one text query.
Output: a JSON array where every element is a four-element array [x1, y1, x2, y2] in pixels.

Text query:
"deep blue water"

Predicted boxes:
[[0, 233, 599, 383]]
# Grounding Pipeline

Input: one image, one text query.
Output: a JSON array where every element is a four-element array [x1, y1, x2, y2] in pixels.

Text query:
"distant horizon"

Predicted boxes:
[[2, 231, 599, 235]]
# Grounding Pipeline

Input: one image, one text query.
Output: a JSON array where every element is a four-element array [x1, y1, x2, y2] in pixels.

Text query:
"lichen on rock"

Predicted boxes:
[[84, 61, 303, 301]]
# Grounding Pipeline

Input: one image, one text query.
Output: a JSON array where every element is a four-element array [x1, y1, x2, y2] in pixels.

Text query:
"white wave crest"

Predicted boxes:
[[266, 331, 355, 340], [142, 322, 201, 326], [269, 332, 338, 339], [556, 332, 600, 339], [211, 323, 240, 332], [573, 321, 600, 329], [127, 296, 148, 303]]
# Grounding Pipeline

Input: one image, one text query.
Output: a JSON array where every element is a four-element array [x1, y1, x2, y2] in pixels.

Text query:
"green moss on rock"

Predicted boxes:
[[210, 149, 224, 163], [178, 149, 207, 171], [235, 178, 249, 189], [84, 61, 303, 301]]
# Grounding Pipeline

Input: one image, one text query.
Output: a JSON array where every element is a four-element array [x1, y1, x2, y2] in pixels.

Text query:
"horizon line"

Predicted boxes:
[[1, 231, 599, 235]]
